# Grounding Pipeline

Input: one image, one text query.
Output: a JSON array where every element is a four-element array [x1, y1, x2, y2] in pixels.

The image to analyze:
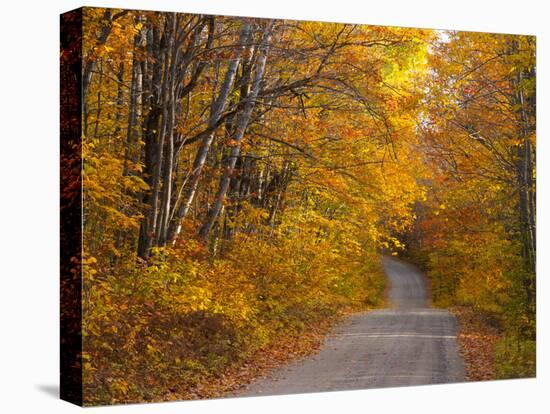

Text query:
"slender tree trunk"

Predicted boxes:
[[199, 21, 275, 240], [167, 22, 253, 243], [92, 63, 103, 139], [158, 20, 179, 246], [149, 15, 176, 249], [123, 31, 141, 175], [137, 20, 167, 259], [268, 160, 291, 229], [514, 69, 536, 276], [510, 49, 536, 336], [112, 62, 125, 147]]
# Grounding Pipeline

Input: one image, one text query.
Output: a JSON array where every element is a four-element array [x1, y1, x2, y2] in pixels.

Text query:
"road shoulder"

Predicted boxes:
[[450, 306, 501, 381]]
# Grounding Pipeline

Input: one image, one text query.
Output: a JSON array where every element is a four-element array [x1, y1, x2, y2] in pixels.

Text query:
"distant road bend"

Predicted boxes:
[[239, 256, 465, 396]]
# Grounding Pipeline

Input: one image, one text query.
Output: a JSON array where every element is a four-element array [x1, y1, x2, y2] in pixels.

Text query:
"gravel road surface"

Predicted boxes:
[[238, 256, 465, 396]]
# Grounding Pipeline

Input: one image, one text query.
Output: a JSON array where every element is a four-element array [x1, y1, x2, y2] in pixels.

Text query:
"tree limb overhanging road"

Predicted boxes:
[[239, 256, 465, 396]]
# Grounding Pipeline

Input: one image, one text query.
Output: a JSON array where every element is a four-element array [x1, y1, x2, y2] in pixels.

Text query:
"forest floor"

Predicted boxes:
[[450, 306, 502, 381]]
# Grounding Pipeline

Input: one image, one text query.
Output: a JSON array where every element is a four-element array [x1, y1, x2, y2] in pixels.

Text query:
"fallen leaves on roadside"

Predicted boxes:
[[451, 306, 501, 381], [158, 309, 353, 401]]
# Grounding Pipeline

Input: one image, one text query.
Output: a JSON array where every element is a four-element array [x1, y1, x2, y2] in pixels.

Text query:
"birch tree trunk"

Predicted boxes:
[[167, 22, 253, 243], [199, 21, 275, 241], [157, 17, 180, 246], [123, 28, 143, 176]]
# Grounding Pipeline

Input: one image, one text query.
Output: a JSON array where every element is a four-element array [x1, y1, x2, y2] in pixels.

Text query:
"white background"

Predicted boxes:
[[0, 0, 547, 412]]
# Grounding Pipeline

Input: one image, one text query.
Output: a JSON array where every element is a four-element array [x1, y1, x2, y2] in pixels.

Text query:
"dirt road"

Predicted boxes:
[[239, 256, 465, 396]]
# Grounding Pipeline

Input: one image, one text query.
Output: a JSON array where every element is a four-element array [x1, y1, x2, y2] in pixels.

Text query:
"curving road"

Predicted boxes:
[[238, 256, 465, 396]]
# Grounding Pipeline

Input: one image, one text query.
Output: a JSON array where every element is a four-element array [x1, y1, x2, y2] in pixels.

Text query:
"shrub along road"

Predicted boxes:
[[238, 256, 465, 396]]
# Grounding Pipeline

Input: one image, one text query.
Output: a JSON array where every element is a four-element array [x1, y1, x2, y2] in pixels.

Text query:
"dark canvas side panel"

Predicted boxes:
[[60, 7, 83, 407]]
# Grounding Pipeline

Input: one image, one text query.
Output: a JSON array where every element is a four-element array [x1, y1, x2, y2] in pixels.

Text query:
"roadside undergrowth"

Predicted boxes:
[[82, 231, 386, 405], [171, 307, 356, 401]]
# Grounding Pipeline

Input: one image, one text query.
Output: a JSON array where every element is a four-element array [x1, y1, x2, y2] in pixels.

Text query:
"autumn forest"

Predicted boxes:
[[60, 7, 535, 405]]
